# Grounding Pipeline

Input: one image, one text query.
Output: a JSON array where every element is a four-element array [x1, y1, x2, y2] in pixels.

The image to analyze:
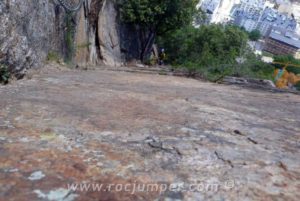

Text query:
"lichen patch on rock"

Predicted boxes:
[[0, 68, 299, 200]]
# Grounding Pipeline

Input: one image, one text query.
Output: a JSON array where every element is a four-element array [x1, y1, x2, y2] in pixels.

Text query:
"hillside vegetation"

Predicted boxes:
[[120, 0, 275, 82]]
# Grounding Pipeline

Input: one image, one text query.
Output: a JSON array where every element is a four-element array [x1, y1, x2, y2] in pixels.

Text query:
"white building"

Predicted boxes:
[[199, 0, 241, 23], [239, 0, 265, 13], [200, 0, 221, 23], [257, 7, 297, 36], [231, 0, 297, 34], [212, 0, 242, 23], [235, 17, 259, 31], [291, 2, 300, 35], [231, 0, 266, 31]]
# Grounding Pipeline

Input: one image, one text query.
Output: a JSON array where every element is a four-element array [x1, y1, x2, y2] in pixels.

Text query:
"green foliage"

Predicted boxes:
[[248, 29, 261, 41], [273, 55, 300, 65], [194, 9, 208, 25], [77, 42, 92, 49], [239, 57, 275, 80], [273, 55, 300, 74], [261, 51, 274, 57], [119, 0, 198, 61], [286, 66, 300, 75], [47, 51, 60, 63], [295, 82, 300, 90], [119, 0, 198, 34], [158, 24, 274, 81], [0, 64, 10, 85], [65, 13, 76, 63], [273, 55, 300, 90], [158, 24, 248, 68]]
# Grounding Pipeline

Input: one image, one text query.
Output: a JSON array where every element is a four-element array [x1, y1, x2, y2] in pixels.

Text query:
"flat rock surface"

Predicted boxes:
[[0, 67, 300, 201]]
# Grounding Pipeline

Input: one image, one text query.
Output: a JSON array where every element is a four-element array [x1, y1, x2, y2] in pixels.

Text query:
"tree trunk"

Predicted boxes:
[[140, 30, 155, 63]]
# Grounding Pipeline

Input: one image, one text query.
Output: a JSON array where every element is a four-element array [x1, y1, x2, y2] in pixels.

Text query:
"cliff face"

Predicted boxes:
[[0, 0, 64, 77], [0, 0, 139, 77], [75, 0, 143, 67]]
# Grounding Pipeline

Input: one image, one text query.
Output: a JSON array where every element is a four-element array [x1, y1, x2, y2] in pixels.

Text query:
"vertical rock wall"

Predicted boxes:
[[0, 0, 142, 76], [74, 0, 142, 67], [74, 0, 123, 67], [0, 0, 66, 77]]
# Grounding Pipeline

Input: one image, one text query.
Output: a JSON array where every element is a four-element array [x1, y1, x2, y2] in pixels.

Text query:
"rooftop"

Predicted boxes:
[[261, 7, 297, 30], [269, 28, 300, 48]]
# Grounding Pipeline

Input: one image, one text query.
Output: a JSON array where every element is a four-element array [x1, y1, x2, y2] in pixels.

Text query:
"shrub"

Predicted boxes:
[[248, 29, 261, 41], [0, 64, 10, 84], [294, 82, 300, 91], [158, 24, 275, 81], [119, 0, 198, 61], [286, 66, 300, 75], [65, 13, 76, 63], [47, 51, 60, 63]]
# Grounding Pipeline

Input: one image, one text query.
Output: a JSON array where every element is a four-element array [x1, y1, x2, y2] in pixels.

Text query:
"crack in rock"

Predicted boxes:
[[214, 151, 234, 168]]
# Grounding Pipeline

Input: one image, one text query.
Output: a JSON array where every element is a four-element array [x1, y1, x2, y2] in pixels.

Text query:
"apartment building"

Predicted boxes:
[[264, 28, 300, 56]]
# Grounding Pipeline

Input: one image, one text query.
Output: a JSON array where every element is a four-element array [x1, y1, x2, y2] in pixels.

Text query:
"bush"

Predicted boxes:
[[294, 82, 300, 90], [159, 25, 249, 67], [47, 51, 60, 63], [65, 13, 76, 63], [0, 64, 10, 84], [158, 24, 274, 81], [248, 29, 261, 41], [119, 0, 198, 61], [286, 66, 300, 75], [273, 55, 300, 75]]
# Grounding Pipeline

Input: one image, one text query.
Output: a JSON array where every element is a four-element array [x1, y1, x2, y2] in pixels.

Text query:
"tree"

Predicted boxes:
[[158, 24, 248, 68], [119, 0, 198, 62], [273, 55, 300, 74], [248, 29, 261, 41], [273, 55, 300, 65], [0, 64, 10, 85], [194, 9, 208, 26], [157, 24, 275, 80]]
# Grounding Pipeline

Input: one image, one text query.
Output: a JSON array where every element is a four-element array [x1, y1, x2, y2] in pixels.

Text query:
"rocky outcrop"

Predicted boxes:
[[1, 68, 300, 200], [74, 0, 123, 67], [0, 0, 140, 76], [74, 0, 143, 67], [0, 0, 66, 77]]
